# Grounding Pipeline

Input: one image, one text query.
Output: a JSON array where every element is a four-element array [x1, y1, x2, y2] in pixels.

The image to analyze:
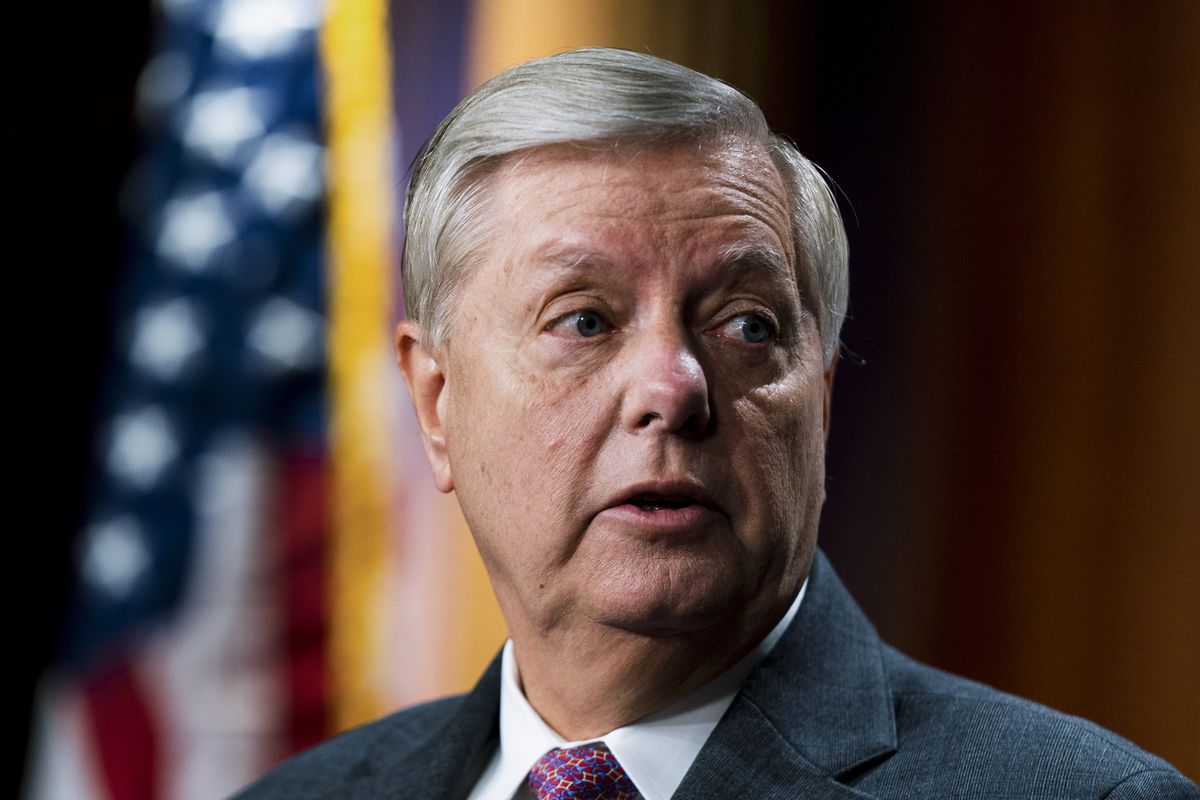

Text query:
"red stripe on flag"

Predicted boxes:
[[83, 659, 158, 800], [279, 450, 330, 753]]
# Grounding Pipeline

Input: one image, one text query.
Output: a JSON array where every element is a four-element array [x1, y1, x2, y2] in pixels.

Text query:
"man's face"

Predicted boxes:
[[404, 139, 832, 642]]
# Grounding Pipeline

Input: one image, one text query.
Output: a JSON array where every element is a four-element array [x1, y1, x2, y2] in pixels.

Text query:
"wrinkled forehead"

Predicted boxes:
[[481, 137, 795, 266]]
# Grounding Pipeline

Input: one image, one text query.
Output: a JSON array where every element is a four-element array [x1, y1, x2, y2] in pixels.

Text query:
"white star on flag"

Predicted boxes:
[[181, 86, 267, 166], [246, 296, 323, 372], [129, 297, 206, 380], [211, 0, 323, 60], [80, 517, 152, 599], [107, 406, 180, 489], [243, 131, 324, 216], [156, 190, 236, 270]]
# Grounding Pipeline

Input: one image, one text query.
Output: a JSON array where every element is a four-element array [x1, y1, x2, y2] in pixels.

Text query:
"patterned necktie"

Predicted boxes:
[[526, 743, 641, 800]]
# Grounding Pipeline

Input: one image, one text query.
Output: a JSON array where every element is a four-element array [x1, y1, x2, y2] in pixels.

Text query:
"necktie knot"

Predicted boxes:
[[527, 743, 641, 800]]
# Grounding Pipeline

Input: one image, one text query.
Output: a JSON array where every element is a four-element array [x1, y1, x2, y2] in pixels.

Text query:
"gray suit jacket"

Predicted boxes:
[[235, 552, 1199, 798]]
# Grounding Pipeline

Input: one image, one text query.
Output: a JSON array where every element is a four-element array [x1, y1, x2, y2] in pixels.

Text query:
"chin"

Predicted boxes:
[[586, 557, 743, 637]]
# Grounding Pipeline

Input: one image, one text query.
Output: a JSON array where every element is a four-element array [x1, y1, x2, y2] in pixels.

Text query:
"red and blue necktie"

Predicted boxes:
[[526, 743, 641, 799]]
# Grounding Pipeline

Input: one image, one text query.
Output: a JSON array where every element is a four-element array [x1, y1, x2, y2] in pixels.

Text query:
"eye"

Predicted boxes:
[[549, 309, 610, 338], [727, 312, 774, 343]]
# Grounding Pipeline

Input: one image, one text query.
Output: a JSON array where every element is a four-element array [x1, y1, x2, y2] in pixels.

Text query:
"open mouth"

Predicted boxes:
[[626, 494, 699, 512]]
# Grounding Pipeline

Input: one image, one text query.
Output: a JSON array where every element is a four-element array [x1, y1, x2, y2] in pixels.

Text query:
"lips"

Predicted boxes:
[[596, 482, 723, 535], [605, 480, 722, 517], [600, 479, 720, 527]]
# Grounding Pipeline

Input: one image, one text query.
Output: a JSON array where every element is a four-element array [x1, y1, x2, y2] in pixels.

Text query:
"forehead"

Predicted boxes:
[[482, 138, 794, 271]]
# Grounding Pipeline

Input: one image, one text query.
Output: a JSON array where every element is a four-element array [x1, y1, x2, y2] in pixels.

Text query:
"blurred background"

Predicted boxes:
[[12, 0, 1198, 796]]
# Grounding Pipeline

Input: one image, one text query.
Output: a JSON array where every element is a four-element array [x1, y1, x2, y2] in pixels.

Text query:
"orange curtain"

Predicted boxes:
[[887, 2, 1200, 777]]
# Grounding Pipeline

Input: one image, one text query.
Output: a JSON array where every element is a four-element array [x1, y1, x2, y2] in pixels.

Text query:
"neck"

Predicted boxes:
[[509, 604, 788, 741]]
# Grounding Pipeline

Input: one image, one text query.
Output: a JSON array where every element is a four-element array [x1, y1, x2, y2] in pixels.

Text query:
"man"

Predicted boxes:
[[237, 48, 1198, 799]]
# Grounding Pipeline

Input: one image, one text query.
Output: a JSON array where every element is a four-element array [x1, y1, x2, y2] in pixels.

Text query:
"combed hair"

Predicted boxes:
[[402, 47, 849, 366]]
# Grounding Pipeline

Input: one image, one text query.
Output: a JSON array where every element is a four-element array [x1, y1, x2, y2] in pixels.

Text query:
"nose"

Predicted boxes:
[[620, 324, 712, 437]]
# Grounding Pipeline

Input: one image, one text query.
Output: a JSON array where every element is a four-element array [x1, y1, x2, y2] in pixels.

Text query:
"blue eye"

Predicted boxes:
[[736, 313, 772, 343], [569, 310, 607, 337]]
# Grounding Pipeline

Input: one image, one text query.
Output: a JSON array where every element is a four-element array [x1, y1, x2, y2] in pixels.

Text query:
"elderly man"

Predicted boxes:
[[238, 49, 1197, 799]]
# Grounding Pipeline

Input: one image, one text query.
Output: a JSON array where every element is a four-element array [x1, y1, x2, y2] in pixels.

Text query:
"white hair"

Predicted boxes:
[[402, 47, 848, 366]]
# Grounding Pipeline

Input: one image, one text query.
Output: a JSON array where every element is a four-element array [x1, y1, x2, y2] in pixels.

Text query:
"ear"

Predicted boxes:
[[395, 320, 454, 493], [822, 348, 838, 443]]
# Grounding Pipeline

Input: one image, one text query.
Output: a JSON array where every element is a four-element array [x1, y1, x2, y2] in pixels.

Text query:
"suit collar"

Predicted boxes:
[[674, 550, 897, 798], [745, 550, 898, 775]]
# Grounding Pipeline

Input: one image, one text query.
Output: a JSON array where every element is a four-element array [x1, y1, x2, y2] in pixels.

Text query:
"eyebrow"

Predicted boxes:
[[713, 242, 793, 282], [712, 242, 815, 311], [533, 242, 789, 273], [531, 243, 612, 271], [522, 240, 798, 307]]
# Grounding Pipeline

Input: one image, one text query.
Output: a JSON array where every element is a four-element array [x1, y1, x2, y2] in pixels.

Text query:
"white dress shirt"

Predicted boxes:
[[466, 580, 808, 800]]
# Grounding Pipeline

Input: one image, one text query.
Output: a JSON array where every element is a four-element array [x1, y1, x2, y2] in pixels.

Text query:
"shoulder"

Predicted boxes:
[[230, 695, 465, 799], [874, 645, 1199, 798], [756, 552, 1199, 797]]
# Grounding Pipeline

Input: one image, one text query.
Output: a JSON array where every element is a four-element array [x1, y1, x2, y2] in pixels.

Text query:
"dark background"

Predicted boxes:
[[13, 0, 1199, 791], [9, 2, 153, 793]]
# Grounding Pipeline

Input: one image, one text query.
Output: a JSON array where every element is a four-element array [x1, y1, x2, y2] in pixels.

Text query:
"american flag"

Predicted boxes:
[[27, 0, 330, 796]]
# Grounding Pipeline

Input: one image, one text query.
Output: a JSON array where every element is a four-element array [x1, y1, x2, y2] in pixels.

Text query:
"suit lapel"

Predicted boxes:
[[675, 551, 896, 799], [326, 656, 503, 800], [673, 697, 879, 800]]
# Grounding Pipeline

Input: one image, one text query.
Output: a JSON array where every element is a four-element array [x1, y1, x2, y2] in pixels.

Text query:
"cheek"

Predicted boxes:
[[446, 355, 614, 571], [729, 368, 828, 530], [520, 394, 604, 518]]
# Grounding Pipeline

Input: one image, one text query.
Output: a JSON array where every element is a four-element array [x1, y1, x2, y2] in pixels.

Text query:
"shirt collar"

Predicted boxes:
[[481, 579, 807, 800]]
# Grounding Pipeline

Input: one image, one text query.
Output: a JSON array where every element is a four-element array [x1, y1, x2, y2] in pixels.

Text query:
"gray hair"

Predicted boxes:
[[402, 47, 849, 366]]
